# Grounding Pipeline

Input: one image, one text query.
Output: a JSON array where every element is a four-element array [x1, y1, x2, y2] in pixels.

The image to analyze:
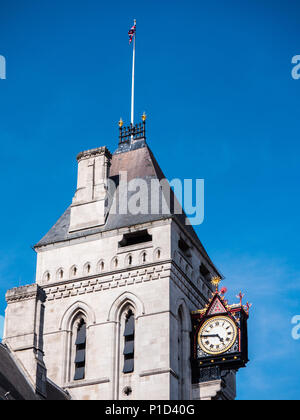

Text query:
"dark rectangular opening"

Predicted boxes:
[[178, 238, 191, 257], [200, 263, 211, 281], [119, 230, 152, 248]]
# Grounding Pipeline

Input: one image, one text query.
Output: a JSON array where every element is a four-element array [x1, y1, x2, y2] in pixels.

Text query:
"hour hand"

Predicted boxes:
[[201, 334, 219, 338]]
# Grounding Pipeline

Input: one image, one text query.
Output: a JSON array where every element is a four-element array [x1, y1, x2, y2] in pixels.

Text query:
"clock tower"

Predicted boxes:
[[3, 118, 247, 400]]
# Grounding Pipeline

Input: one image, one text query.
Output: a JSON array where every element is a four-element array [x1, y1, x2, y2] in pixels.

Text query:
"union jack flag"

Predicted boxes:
[[128, 23, 136, 44]]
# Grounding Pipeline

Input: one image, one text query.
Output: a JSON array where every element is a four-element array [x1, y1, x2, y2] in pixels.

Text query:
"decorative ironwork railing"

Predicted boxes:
[[119, 115, 146, 144]]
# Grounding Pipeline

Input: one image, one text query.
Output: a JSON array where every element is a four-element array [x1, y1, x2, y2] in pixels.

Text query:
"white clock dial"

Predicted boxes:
[[198, 316, 237, 355]]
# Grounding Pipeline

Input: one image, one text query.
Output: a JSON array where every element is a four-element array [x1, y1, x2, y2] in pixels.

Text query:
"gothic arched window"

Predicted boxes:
[[83, 262, 92, 276], [111, 257, 119, 270], [127, 255, 133, 266], [70, 265, 78, 278], [97, 260, 105, 273], [43, 271, 51, 282], [123, 309, 135, 374], [56, 268, 64, 281], [74, 318, 86, 381]]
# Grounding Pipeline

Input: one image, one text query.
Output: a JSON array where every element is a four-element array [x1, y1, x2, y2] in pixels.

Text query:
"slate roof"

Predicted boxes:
[[0, 344, 69, 400], [35, 139, 217, 271], [0, 344, 37, 400], [46, 379, 70, 401]]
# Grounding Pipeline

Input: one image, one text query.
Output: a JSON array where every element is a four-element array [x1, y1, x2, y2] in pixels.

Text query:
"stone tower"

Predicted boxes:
[[3, 120, 236, 400]]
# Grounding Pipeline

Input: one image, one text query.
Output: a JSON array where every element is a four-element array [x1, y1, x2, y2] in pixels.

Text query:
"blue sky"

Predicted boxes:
[[0, 0, 300, 400]]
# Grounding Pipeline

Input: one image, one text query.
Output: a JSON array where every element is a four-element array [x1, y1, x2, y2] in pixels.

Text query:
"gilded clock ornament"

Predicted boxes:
[[211, 276, 221, 291]]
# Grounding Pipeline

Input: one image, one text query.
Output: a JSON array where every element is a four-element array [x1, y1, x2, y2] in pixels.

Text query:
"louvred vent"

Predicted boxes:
[[124, 315, 135, 337], [123, 311, 135, 374], [74, 319, 86, 381]]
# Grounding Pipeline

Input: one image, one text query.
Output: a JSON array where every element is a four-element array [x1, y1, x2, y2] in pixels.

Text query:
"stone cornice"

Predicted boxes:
[[76, 147, 112, 162], [6, 284, 46, 303], [139, 368, 179, 380], [65, 377, 110, 389], [40, 259, 172, 290], [43, 263, 170, 302], [40, 259, 209, 312]]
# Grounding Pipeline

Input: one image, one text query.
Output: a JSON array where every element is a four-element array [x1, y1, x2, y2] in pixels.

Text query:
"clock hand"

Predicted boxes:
[[201, 334, 219, 338], [211, 334, 224, 343]]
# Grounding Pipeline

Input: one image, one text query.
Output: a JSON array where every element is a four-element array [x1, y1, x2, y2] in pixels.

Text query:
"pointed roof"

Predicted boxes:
[[35, 140, 218, 272], [207, 295, 228, 316]]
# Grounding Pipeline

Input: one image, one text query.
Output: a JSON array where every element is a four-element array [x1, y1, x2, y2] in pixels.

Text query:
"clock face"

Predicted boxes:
[[198, 316, 238, 355]]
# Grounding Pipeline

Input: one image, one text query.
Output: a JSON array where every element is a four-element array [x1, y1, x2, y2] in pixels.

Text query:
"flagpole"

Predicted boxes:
[[131, 19, 136, 126]]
